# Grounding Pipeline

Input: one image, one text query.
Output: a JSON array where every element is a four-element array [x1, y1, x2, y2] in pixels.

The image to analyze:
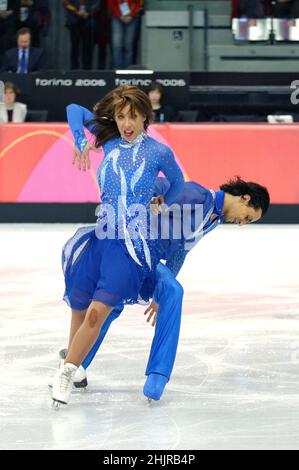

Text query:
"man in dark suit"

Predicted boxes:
[[1, 26, 44, 72]]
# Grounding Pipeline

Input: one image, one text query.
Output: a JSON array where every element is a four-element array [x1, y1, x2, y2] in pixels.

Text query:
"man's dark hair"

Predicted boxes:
[[17, 27, 31, 38], [220, 176, 270, 216]]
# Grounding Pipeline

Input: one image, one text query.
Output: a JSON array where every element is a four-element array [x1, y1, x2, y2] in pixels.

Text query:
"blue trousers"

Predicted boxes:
[[82, 263, 183, 380], [111, 16, 139, 69]]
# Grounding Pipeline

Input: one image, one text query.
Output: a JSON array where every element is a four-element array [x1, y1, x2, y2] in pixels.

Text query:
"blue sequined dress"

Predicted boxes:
[[62, 104, 184, 309]]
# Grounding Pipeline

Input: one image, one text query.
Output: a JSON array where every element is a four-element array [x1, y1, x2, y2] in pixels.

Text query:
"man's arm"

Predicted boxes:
[[1, 51, 11, 72], [34, 48, 45, 71]]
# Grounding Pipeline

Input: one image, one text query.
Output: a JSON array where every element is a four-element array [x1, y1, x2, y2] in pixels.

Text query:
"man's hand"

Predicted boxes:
[[72, 141, 99, 171], [150, 195, 165, 215], [144, 301, 159, 327]]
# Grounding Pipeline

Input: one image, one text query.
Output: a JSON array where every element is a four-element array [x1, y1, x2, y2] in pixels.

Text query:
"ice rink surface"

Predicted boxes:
[[0, 223, 299, 450]]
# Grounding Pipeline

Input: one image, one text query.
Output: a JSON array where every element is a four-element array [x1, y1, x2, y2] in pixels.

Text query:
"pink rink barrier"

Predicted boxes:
[[0, 123, 298, 203]]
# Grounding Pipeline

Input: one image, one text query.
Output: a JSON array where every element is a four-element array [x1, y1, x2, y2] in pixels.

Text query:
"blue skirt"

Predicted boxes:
[[62, 226, 157, 311]]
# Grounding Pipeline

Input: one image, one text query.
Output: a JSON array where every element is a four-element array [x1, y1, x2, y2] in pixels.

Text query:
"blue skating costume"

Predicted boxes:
[[63, 105, 184, 308], [80, 178, 225, 386]]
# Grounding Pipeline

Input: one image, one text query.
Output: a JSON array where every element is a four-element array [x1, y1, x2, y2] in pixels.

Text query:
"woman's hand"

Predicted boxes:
[[121, 15, 133, 24], [150, 195, 165, 215], [72, 141, 99, 171], [144, 300, 159, 327]]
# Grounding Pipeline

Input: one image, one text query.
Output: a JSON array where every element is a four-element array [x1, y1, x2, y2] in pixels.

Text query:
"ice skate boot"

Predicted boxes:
[[48, 349, 88, 389], [52, 363, 77, 406], [59, 349, 88, 388], [143, 373, 168, 402], [59, 349, 87, 388]]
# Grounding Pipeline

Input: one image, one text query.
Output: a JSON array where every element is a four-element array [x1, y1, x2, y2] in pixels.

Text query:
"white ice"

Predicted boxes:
[[0, 223, 299, 450]]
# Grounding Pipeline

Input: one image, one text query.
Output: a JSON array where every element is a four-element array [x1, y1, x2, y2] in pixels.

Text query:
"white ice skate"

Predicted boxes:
[[48, 349, 88, 389], [52, 363, 77, 406], [58, 349, 88, 388]]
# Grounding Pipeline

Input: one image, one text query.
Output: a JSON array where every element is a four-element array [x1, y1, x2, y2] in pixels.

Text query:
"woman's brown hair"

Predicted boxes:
[[89, 86, 153, 147], [4, 81, 20, 96]]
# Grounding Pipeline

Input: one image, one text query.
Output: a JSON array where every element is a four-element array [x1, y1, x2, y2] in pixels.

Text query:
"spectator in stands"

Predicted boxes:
[[108, 0, 142, 69], [0, 1, 18, 64], [1, 27, 44, 72], [16, 1, 51, 47], [63, 1, 100, 70], [94, 0, 111, 69], [272, 0, 299, 18], [147, 81, 176, 123], [132, 0, 143, 65], [0, 81, 27, 123]]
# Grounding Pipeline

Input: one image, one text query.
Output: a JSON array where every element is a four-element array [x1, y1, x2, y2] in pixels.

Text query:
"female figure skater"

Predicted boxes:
[[51, 86, 184, 406]]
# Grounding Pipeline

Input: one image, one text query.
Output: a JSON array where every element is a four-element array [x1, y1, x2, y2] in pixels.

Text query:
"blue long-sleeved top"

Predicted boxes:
[[66, 104, 185, 271], [153, 177, 225, 277]]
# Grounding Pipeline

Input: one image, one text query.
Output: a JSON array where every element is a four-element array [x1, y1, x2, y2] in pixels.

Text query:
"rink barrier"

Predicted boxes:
[[0, 123, 298, 223], [0, 203, 298, 224]]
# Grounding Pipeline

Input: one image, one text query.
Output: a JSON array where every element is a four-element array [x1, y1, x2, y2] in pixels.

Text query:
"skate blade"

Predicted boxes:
[[146, 397, 159, 404], [51, 399, 67, 410], [49, 381, 87, 390], [52, 400, 61, 410]]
